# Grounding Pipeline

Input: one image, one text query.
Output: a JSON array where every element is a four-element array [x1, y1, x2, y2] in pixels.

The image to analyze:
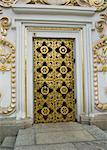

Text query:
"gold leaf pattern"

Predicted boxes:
[[33, 38, 75, 123]]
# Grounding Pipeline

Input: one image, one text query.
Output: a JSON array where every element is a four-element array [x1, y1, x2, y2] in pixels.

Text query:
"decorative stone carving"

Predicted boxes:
[[0, 38, 16, 115], [0, 16, 16, 116], [93, 37, 107, 111], [77, 0, 107, 11], [0, 17, 11, 37], [94, 13, 107, 111], [0, 0, 17, 7], [96, 13, 107, 38], [27, 0, 107, 11]]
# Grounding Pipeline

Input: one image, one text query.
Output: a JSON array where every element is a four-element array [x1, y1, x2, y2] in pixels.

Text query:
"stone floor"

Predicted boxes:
[[14, 122, 107, 150], [1, 122, 107, 150]]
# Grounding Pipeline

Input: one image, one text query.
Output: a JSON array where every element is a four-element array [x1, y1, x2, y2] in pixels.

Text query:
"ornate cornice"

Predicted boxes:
[[0, 0, 107, 12], [27, 0, 107, 11]]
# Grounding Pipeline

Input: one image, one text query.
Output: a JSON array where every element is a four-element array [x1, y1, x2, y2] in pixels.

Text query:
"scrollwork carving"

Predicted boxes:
[[96, 13, 107, 38], [0, 38, 16, 115], [0, 17, 11, 37], [93, 37, 107, 111]]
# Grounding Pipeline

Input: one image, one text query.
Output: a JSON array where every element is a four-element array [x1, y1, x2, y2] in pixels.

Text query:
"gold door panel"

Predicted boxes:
[[33, 38, 75, 123]]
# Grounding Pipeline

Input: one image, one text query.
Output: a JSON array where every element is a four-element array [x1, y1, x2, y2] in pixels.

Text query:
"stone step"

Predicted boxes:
[[0, 148, 13, 150], [14, 142, 77, 150], [1, 136, 16, 149], [14, 140, 107, 150], [15, 128, 35, 147], [14, 123, 107, 150], [0, 118, 33, 143]]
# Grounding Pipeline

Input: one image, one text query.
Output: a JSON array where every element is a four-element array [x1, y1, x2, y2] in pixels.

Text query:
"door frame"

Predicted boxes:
[[15, 22, 94, 122], [26, 26, 87, 122]]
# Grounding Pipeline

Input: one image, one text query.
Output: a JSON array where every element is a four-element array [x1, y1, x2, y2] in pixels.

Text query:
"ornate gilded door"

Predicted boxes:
[[33, 38, 75, 123]]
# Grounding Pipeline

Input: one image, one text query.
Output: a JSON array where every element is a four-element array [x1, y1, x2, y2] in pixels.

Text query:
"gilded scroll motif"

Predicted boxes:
[[33, 38, 75, 123], [96, 13, 107, 37], [93, 37, 107, 111], [0, 38, 16, 115], [0, 17, 11, 37]]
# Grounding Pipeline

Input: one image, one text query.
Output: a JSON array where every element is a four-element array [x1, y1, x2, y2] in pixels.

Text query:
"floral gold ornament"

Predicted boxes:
[[33, 38, 75, 123], [0, 38, 16, 115], [36, 101, 54, 123], [93, 36, 107, 111], [56, 101, 75, 122], [59, 46, 67, 55], [60, 86, 68, 95], [40, 46, 49, 55], [61, 106, 69, 115], [36, 61, 53, 79], [41, 66, 49, 75], [0, 17, 11, 37], [41, 107, 50, 116], [60, 66, 68, 74], [41, 85, 50, 96]]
